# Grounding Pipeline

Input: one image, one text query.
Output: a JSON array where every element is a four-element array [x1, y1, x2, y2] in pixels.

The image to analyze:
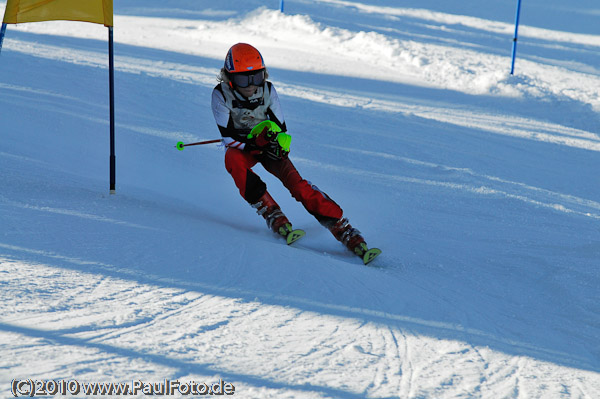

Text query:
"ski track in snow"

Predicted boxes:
[[4, 7, 600, 111], [5, 34, 600, 220], [6, 32, 600, 153], [294, 153, 600, 221], [2, 256, 598, 398]]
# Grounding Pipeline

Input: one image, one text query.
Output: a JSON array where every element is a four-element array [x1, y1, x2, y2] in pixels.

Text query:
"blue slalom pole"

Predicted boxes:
[[0, 23, 7, 54], [510, 0, 522, 75], [280, 0, 284, 13]]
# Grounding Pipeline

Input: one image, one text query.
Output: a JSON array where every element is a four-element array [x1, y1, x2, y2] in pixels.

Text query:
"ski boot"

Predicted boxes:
[[252, 192, 305, 245], [326, 217, 381, 265]]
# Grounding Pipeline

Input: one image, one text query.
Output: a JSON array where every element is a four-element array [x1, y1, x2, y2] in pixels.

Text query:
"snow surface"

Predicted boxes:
[[1, 0, 599, 397]]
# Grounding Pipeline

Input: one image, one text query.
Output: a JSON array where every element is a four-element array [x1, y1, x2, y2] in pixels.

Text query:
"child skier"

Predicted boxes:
[[211, 43, 380, 263]]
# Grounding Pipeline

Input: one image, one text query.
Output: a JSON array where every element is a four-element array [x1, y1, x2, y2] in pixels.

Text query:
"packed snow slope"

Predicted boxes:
[[1, 0, 599, 398]]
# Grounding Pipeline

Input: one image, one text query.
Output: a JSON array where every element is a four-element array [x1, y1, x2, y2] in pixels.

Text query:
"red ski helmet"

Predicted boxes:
[[224, 43, 265, 74]]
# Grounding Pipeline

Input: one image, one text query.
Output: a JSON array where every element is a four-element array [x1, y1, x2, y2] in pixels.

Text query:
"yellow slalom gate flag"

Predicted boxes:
[[3, 0, 113, 27]]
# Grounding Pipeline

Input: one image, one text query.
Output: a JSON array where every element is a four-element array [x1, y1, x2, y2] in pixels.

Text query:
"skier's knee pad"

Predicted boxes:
[[244, 170, 267, 204]]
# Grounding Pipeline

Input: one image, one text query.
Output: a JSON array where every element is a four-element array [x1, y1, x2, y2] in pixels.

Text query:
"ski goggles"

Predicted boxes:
[[230, 70, 265, 88]]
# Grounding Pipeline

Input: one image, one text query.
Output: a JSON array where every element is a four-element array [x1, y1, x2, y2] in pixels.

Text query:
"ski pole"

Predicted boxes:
[[175, 139, 221, 151]]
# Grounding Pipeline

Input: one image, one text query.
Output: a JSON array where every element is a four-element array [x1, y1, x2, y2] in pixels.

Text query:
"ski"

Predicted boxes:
[[285, 228, 306, 245], [362, 248, 382, 265], [279, 225, 380, 265]]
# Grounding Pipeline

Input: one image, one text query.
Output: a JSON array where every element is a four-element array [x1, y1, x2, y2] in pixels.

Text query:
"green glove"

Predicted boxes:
[[248, 120, 292, 157]]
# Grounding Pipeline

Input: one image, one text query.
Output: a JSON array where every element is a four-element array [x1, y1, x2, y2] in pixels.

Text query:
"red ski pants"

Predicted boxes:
[[224, 148, 343, 222]]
